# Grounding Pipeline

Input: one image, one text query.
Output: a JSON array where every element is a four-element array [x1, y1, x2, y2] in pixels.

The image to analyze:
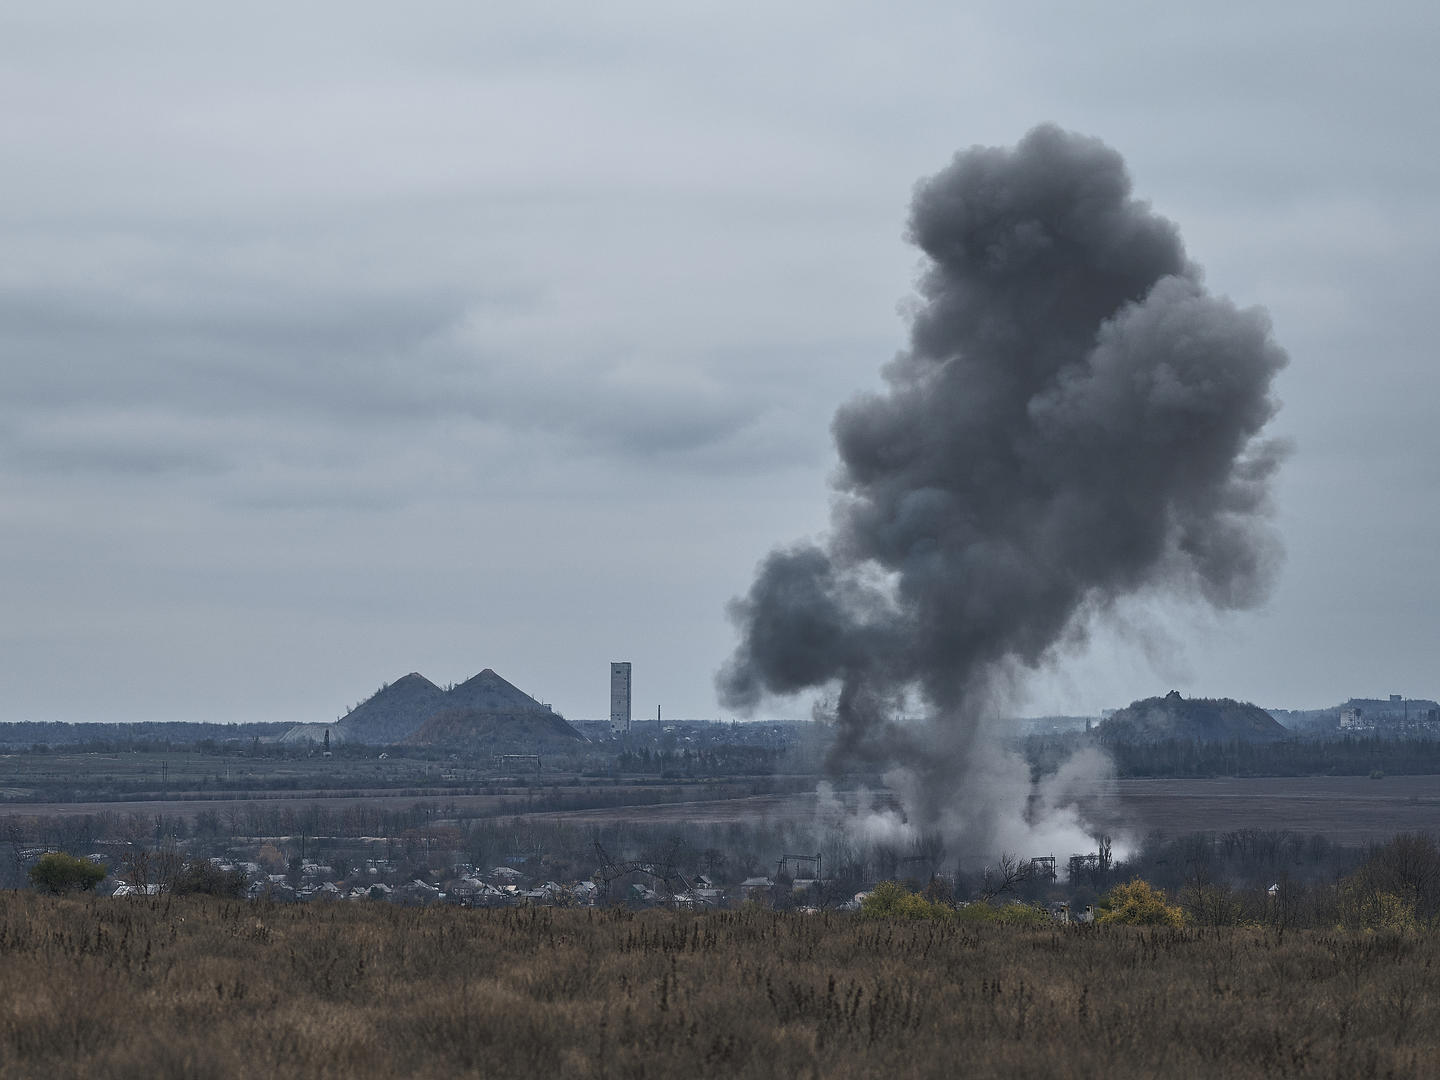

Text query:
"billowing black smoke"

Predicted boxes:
[[719, 125, 1288, 851]]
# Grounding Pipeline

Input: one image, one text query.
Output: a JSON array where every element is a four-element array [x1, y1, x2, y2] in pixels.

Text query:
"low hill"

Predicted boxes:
[[336, 673, 447, 745], [1096, 691, 1288, 744], [330, 668, 582, 750], [444, 668, 553, 714], [402, 705, 585, 752]]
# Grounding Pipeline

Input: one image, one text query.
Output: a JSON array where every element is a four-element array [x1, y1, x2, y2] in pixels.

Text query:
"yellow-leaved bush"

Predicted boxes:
[[1097, 879, 1185, 927]]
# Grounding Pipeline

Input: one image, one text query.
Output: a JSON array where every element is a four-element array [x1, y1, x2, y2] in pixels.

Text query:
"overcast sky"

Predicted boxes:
[[3, 2, 1438, 726]]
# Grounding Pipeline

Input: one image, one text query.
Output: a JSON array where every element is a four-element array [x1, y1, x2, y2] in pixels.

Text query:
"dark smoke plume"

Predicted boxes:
[[719, 125, 1288, 851]]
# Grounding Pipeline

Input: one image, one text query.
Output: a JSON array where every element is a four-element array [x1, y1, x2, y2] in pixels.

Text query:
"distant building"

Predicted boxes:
[[610, 662, 632, 733], [1339, 706, 1365, 730]]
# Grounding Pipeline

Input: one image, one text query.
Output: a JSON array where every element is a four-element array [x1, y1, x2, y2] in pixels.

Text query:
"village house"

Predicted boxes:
[[740, 877, 774, 903]]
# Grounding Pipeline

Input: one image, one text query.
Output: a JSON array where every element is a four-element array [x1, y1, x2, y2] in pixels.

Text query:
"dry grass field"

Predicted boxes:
[[1, 893, 1437, 1078]]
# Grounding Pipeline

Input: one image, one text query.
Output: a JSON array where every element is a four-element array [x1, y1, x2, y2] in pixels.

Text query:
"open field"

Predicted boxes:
[[1089, 776, 1440, 844], [5, 774, 1440, 846], [0, 893, 1435, 1078], [512, 775, 1440, 845], [0, 773, 807, 825], [0, 749, 443, 800]]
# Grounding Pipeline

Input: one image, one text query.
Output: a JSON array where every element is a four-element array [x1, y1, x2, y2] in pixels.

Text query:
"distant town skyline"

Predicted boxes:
[[4, 3, 1439, 726]]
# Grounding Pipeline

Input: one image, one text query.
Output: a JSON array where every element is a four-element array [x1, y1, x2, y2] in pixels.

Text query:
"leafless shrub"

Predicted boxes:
[[979, 852, 1031, 901]]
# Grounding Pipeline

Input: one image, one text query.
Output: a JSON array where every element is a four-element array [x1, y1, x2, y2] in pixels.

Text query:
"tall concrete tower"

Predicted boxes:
[[610, 662, 632, 733]]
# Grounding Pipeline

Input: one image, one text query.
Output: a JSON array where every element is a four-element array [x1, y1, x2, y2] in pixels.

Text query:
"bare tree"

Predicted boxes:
[[1356, 833, 1440, 919], [980, 853, 1031, 901], [121, 847, 185, 892], [121, 848, 152, 890]]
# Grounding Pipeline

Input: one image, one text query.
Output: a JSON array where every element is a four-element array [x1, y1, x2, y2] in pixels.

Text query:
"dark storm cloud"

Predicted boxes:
[[720, 126, 1289, 831]]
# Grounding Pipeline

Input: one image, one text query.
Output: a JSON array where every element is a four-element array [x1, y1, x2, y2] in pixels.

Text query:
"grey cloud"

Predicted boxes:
[[2, 1, 1437, 730], [0, 268, 812, 493], [720, 125, 1289, 844]]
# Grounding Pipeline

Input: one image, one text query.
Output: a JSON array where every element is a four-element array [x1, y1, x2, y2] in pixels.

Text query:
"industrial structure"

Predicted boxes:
[[1068, 836, 1113, 886], [610, 662, 632, 733], [776, 852, 823, 882]]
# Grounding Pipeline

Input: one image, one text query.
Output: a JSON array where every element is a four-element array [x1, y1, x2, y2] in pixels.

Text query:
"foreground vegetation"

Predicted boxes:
[[1, 893, 1438, 1078]]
